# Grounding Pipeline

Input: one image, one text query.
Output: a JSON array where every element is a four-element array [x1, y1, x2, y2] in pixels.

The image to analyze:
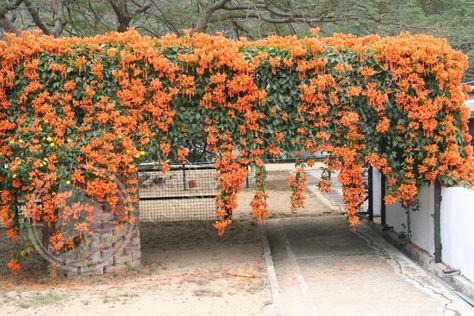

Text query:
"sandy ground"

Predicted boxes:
[[0, 221, 272, 316], [235, 170, 337, 220], [0, 163, 338, 316]]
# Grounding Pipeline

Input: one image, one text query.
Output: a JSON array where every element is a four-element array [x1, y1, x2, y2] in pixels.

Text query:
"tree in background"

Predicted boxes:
[[0, 0, 473, 79]]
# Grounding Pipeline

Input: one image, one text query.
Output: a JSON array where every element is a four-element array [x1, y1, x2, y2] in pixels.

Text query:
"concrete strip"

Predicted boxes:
[[306, 186, 340, 212], [260, 224, 286, 316], [279, 229, 320, 316]]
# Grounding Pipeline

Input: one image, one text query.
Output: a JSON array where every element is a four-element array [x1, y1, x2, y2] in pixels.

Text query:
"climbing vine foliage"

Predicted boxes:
[[0, 30, 473, 272]]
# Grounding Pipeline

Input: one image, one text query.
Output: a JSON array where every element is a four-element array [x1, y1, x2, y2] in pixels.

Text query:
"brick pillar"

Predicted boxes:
[[58, 194, 141, 278]]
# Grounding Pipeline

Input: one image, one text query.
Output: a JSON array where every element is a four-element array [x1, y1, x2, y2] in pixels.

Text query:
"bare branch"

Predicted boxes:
[[0, 16, 18, 34], [0, 0, 23, 35], [23, 0, 52, 35], [208, 9, 357, 25], [107, 0, 131, 32], [51, 0, 66, 37], [22, 0, 67, 36], [133, 2, 151, 16], [107, 0, 151, 32], [149, 0, 180, 35], [193, 0, 233, 33]]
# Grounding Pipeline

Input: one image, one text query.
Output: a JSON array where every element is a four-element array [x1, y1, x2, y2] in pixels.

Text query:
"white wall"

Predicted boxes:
[[371, 168, 382, 217], [408, 185, 435, 255], [385, 201, 407, 234], [441, 187, 474, 282], [377, 179, 474, 283], [385, 185, 435, 255]]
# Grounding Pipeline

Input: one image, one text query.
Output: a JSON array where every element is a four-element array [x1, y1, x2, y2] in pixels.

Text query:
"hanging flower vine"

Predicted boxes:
[[0, 29, 473, 272]]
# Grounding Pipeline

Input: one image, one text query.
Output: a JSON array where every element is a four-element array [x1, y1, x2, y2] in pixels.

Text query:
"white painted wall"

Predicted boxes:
[[385, 185, 435, 255], [441, 187, 474, 282], [407, 185, 435, 255], [385, 201, 408, 234], [371, 168, 382, 217], [370, 169, 474, 281]]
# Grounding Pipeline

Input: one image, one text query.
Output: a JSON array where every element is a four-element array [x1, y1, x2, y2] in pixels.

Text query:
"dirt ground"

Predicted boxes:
[[236, 168, 338, 220], [0, 221, 272, 316]]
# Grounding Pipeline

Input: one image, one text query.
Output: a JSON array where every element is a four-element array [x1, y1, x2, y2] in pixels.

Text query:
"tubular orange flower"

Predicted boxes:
[[177, 148, 189, 161], [8, 259, 21, 273], [376, 117, 390, 133]]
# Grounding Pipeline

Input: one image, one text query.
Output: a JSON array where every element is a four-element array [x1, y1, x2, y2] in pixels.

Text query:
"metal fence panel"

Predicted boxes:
[[138, 163, 218, 222]]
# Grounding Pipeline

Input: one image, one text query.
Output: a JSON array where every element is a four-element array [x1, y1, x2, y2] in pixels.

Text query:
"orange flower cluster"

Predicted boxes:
[[8, 259, 21, 273], [0, 30, 473, 272], [251, 166, 268, 222], [289, 168, 308, 213], [214, 151, 248, 234]]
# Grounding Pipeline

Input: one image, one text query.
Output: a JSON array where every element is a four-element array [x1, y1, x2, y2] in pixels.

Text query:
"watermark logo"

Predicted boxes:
[[25, 164, 137, 275]]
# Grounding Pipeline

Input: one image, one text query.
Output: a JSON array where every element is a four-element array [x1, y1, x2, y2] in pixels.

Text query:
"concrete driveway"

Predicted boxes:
[[264, 216, 474, 316]]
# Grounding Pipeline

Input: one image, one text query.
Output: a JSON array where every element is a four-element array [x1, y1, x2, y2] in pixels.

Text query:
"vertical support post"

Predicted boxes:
[[246, 165, 250, 189], [434, 181, 442, 263], [368, 166, 374, 222], [406, 206, 411, 241], [183, 164, 187, 191], [381, 173, 386, 226]]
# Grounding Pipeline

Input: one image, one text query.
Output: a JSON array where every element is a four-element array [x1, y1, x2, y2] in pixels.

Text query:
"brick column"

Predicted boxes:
[[58, 194, 142, 278]]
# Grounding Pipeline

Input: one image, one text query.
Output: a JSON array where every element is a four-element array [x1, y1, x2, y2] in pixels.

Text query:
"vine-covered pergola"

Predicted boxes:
[[0, 30, 473, 273]]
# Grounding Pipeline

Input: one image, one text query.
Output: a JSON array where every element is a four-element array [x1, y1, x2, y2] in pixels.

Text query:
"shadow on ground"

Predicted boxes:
[[0, 220, 264, 289]]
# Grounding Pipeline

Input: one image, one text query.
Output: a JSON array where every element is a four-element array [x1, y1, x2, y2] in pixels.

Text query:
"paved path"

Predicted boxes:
[[265, 216, 474, 316]]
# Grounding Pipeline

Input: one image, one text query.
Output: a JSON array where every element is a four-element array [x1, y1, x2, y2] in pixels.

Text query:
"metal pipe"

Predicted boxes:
[[138, 163, 216, 172], [434, 181, 442, 263], [368, 166, 374, 222], [381, 173, 386, 226], [183, 163, 187, 191], [140, 195, 216, 201], [406, 206, 411, 241], [246, 165, 250, 188]]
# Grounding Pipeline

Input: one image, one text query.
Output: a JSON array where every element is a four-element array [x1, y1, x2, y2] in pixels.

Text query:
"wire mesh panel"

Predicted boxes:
[[304, 167, 369, 212], [0, 160, 371, 226], [138, 163, 218, 222], [246, 160, 369, 213]]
